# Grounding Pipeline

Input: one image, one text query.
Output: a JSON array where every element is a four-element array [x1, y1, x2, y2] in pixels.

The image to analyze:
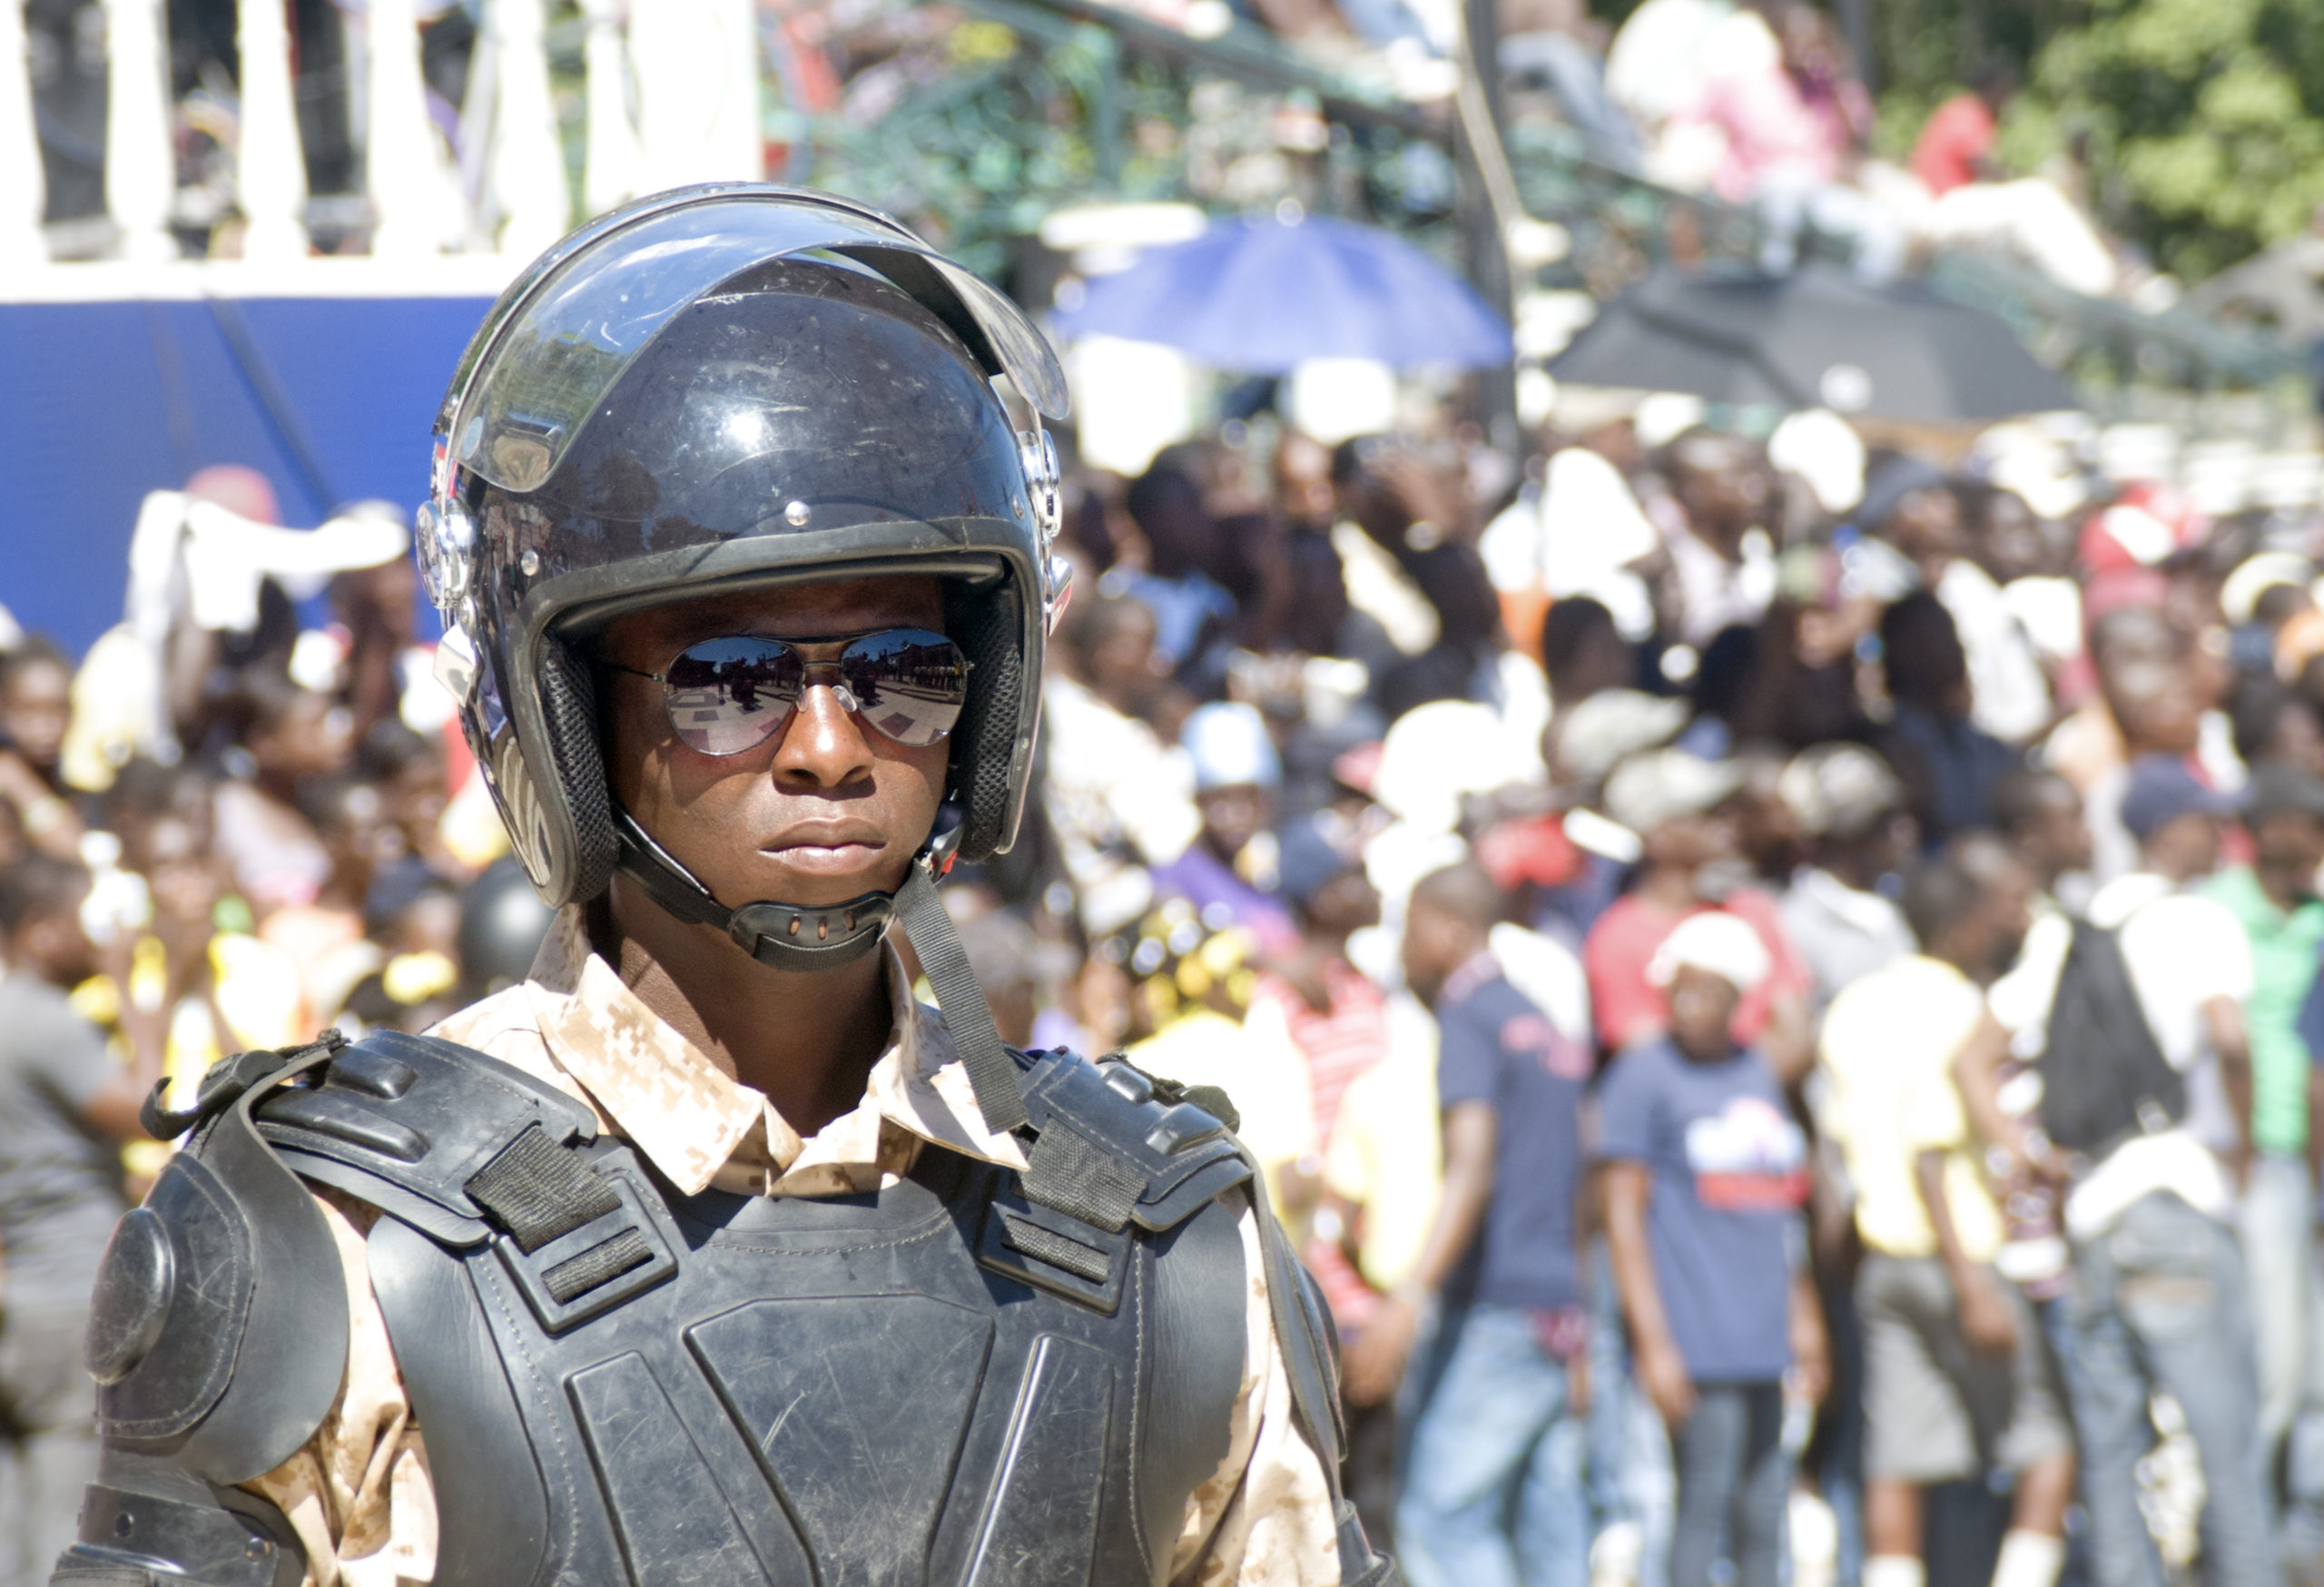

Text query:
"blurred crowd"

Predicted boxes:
[[1092, 0, 2145, 305], [10, 389, 2324, 1587]]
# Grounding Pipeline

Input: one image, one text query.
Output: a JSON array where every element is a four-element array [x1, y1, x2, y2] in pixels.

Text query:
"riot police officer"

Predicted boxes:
[[54, 186, 1393, 1587]]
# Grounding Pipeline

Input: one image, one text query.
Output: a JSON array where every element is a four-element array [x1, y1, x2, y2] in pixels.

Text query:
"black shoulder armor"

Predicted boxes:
[[86, 1040, 348, 1485], [55, 1039, 351, 1587]]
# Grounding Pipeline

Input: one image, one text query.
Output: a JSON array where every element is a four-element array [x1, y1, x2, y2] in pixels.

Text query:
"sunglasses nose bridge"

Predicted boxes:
[[660, 631, 961, 756], [793, 658, 862, 714]]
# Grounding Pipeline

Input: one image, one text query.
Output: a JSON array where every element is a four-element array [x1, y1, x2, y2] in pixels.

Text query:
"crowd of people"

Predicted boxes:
[[1129, 0, 2147, 306], [4, 391, 2324, 1587]]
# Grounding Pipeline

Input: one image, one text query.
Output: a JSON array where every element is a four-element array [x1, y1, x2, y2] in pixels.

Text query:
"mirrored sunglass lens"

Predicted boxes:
[[840, 629, 968, 747], [663, 637, 803, 755]]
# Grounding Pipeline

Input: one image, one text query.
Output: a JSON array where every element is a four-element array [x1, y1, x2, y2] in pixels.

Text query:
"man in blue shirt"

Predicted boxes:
[[1596, 911, 1827, 1587], [1344, 861, 1592, 1587]]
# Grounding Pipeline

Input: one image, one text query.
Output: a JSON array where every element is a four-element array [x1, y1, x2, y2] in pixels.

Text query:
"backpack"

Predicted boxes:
[[2038, 917, 2187, 1158]]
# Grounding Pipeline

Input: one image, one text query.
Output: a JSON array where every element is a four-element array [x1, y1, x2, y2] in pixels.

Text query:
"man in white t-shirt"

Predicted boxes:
[[1965, 755, 2274, 1587]]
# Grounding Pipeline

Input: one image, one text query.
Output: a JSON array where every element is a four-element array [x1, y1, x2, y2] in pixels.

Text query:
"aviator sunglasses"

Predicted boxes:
[[607, 629, 970, 756]]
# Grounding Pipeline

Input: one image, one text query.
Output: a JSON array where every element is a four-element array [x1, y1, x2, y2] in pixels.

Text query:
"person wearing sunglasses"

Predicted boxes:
[[55, 189, 1393, 1587]]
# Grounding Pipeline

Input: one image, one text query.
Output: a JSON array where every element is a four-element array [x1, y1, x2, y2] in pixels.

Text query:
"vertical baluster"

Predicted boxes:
[[630, 0, 761, 193], [487, 0, 567, 257], [236, 0, 310, 260], [367, 0, 449, 256], [579, 0, 641, 218], [102, 0, 174, 263], [0, 0, 46, 265]]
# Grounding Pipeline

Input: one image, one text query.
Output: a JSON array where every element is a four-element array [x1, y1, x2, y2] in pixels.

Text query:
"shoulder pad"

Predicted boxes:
[[249, 1029, 603, 1247], [1015, 1049, 1255, 1233], [978, 1047, 1253, 1313], [92, 1043, 349, 1485]]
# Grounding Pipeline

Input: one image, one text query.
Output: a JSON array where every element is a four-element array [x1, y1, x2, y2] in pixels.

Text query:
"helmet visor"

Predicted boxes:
[[446, 191, 1069, 496]]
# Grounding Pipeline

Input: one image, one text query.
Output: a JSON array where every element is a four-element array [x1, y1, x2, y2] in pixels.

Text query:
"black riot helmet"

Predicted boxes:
[[418, 184, 1072, 1131]]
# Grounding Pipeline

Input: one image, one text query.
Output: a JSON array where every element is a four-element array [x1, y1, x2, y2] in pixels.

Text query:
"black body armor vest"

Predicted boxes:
[[54, 1030, 1396, 1587]]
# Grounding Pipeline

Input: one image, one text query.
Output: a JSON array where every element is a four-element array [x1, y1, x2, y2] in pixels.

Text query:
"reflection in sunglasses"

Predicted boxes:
[[614, 628, 968, 755]]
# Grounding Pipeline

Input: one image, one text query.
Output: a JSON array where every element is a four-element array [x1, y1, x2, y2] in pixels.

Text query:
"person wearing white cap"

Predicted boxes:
[[1582, 748, 1816, 1081], [1147, 701, 1298, 956], [1598, 910, 1826, 1587]]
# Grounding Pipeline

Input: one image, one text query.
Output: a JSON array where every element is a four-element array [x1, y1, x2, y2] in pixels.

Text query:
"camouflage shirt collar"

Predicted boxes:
[[516, 905, 1027, 1198]]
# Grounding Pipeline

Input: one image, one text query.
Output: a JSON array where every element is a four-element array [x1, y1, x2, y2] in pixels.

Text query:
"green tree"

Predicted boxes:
[[2012, 0, 2324, 280], [1866, 0, 2324, 281]]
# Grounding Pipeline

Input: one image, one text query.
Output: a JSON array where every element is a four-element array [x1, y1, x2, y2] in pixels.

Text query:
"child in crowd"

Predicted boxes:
[[1597, 911, 1827, 1587], [0, 638, 84, 858]]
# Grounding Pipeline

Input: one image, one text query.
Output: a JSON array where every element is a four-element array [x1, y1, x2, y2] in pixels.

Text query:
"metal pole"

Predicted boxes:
[[1837, 0, 1874, 93], [1457, 0, 1517, 455]]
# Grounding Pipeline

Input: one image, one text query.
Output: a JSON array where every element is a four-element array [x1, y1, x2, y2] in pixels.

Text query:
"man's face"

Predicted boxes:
[[600, 577, 952, 912], [335, 558, 420, 641], [1304, 868, 1382, 938], [14, 893, 95, 987], [2031, 787, 2093, 878], [1672, 439, 1766, 539], [1273, 435, 1337, 528], [2148, 811, 2223, 882], [1976, 860, 2035, 976], [1644, 808, 1737, 886], [1886, 487, 1965, 563], [2, 660, 69, 770], [1088, 604, 1163, 705], [1400, 900, 1472, 1007], [1667, 964, 1740, 1060], [1197, 784, 1270, 862], [1138, 476, 1218, 574], [2257, 809, 2324, 880], [256, 691, 354, 780]]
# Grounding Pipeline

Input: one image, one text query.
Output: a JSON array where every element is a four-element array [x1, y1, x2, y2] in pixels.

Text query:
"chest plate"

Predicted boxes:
[[292, 1035, 1255, 1587], [64, 1032, 1403, 1587]]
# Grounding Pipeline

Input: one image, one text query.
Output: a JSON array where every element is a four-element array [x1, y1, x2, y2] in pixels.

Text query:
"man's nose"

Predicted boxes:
[[771, 681, 877, 787]]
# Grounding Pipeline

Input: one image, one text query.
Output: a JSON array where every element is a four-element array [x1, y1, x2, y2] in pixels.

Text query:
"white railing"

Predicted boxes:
[[0, 0, 762, 292]]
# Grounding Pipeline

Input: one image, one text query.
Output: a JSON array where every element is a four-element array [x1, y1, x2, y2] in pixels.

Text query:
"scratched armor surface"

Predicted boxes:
[[267, 1033, 1253, 1587]]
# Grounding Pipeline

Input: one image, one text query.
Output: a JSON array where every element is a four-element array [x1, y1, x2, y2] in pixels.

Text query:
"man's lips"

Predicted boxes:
[[761, 824, 889, 874]]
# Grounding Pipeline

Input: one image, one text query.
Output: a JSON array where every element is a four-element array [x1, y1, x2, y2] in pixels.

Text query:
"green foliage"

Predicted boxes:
[[1874, 0, 2324, 281], [2027, 0, 2324, 279]]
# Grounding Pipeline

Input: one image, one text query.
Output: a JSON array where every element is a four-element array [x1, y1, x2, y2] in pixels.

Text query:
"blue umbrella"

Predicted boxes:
[[1050, 212, 1514, 372]]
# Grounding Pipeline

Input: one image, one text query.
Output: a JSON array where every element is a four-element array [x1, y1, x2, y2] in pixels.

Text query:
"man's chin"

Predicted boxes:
[[735, 852, 908, 905]]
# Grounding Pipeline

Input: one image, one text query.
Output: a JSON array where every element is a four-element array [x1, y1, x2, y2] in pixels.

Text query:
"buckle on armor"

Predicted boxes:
[[494, 1170, 678, 1334], [976, 1187, 1132, 1313]]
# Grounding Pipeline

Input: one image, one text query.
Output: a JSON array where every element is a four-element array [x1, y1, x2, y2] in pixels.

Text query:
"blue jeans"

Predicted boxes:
[[1668, 1382, 1788, 1587], [2053, 1191, 2275, 1587], [1589, 1240, 1675, 1587], [1399, 1304, 1591, 1587], [2240, 1152, 2324, 1446]]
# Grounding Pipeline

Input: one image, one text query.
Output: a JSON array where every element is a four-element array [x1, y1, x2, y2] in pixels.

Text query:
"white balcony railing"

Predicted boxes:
[[0, 0, 763, 298]]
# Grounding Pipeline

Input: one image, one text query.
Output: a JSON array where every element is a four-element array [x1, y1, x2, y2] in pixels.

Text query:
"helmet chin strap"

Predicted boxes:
[[610, 803, 1030, 1135]]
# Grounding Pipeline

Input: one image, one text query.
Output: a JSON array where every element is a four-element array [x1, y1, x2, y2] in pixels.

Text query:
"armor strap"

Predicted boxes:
[[891, 861, 1030, 1135], [466, 1126, 623, 1252], [1019, 1119, 1143, 1232], [613, 797, 1031, 1136], [614, 807, 896, 971], [1238, 1142, 1403, 1584], [459, 1125, 676, 1326]]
